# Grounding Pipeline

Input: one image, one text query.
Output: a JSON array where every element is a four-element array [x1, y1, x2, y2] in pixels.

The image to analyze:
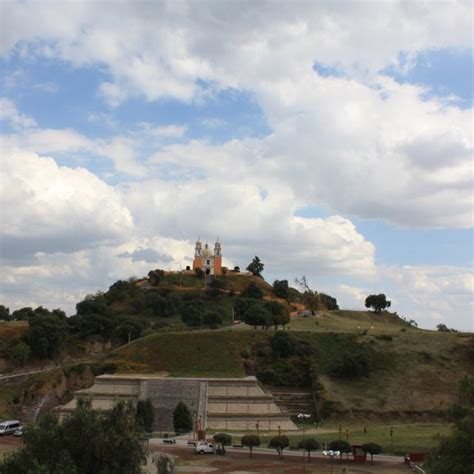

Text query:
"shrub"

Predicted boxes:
[[244, 306, 272, 329], [8, 341, 31, 367], [270, 332, 297, 358], [298, 438, 320, 461], [241, 435, 260, 458], [273, 280, 289, 299], [269, 435, 289, 459], [265, 300, 290, 329], [319, 293, 339, 310], [0, 402, 145, 474], [136, 398, 154, 433], [173, 402, 193, 434], [241, 282, 264, 299], [203, 310, 223, 329], [328, 439, 352, 458], [0, 305, 10, 321], [181, 301, 205, 326], [213, 433, 232, 452], [26, 315, 69, 359], [257, 358, 313, 387], [362, 442, 382, 463], [327, 345, 375, 379]]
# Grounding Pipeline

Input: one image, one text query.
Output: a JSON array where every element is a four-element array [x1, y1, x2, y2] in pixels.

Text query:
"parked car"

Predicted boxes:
[[0, 420, 21, 436], [162, 438, 176, 444], [13, 427, 23, 437], [195, 442, 215, 454]]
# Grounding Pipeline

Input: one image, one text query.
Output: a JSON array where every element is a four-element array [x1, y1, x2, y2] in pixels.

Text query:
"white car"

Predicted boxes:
[[0, 420, 20, 436], [195, 442, 215, 454]]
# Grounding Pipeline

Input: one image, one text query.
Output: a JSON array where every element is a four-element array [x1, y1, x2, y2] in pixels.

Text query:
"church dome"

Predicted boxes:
[[202, 244, 212, 257]]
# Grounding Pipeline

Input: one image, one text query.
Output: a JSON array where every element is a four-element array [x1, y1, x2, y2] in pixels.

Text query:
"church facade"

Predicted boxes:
[[193, 239, 222, 275]]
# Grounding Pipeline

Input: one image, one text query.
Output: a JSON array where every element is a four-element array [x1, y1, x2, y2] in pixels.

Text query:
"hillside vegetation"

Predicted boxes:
[[99, 326, 474, 419], [1, 269, 472, 424]]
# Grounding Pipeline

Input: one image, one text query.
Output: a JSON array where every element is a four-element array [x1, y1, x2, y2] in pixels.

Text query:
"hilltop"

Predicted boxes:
[[0, 269, 472, 424]]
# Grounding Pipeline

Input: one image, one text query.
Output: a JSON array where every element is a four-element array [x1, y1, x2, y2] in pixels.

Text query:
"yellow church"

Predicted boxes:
[[192, 239, 223, 275]]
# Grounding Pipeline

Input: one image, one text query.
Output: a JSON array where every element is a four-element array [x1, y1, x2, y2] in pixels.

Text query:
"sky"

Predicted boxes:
[[0, 0, 472, 331]]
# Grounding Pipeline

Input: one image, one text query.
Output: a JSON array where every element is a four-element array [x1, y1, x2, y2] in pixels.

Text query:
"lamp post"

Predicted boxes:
[[297, 413, 311, 473], [322, 450, 340, 474]]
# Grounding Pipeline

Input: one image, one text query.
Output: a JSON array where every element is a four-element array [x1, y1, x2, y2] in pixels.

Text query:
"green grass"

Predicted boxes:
[[286, 422, 452, 455], [288, 310, 418, 334], [103, 330, 266, 377], [99, 326, 473, 420]]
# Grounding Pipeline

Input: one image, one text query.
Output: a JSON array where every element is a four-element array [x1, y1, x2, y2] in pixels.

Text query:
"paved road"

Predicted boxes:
[[149, 438, 405, 464]]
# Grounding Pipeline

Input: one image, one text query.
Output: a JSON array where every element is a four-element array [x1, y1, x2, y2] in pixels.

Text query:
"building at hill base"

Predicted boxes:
[[55, 374, 297, 432]]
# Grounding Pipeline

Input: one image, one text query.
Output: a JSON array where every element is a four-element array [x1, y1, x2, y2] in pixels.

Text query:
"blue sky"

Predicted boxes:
[[1, 1, 472, 330]]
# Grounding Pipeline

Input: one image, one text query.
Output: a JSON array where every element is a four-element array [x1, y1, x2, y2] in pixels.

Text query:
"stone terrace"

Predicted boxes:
[[55, 375, 297, 431]]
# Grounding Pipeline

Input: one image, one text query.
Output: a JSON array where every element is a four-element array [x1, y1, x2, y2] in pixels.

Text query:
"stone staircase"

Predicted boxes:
[[206, 378, 297, 431], [55, 375, 141, 417], [143, 378, 205, 432], [269, 387, 313, 416], [55, 375, 297, 432]]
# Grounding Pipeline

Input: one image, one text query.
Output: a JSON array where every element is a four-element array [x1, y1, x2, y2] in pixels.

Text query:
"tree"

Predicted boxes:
[[425, 376, 474, 473], [11, 307, 34, 320], [71, 313, 114, 340], [0, 401, 145, 474], [244, 306, 272, 329], [234, 298, 260, 320], [107, 280, 139, 302], [203, 310, 223, 329], [273, 280, 289, 299], [328, 440, 352, 459], [298, 438, 320, 462], [269, 435, 289, 459], [319, 293, 339, 310], [136, 398, 154, 433], [213, 433, 232, 454], [425, 411, 474, 473], [241, 281, 263, 299], [246, 256, 264, 277], [8, 341, 31, 367], [295, 276, 322, 312], [362, 442, 382, 463], [265, 300, 290, 329], [148, 269, 165, 285], [115, 318, 146, 344], [173, 402, 193, 434], [76, 294, 109, 316], [181, 301, 204, 326], [270, 332, 297, 357], [365, 294, 391, 313], [241, 434, 260, 458], [0, 305, 10, 321], [26, 315, 68, 359]]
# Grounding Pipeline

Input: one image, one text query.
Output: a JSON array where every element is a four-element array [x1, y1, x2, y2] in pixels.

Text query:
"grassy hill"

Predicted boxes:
[[287, 309, 418, 334], [98, 321, 474, 420], [2, 272, 472, 425]]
